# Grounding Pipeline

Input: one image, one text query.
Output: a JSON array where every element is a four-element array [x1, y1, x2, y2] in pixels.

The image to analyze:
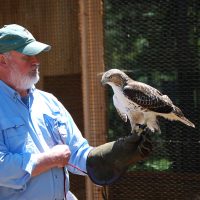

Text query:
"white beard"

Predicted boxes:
[[9, 65, 40, 90]]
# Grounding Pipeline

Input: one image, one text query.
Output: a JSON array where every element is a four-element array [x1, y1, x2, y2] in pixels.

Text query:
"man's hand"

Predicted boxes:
[[32, 144, 71, 177], [86, 129, 153, 186], [49, 145, 71, 168]]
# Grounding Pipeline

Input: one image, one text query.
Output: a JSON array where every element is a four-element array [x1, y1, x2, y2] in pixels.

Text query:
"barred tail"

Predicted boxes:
[[172, 106, 195, 128]]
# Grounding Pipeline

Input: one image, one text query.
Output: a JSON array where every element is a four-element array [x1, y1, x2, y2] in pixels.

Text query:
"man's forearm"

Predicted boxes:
[[32, 152, 57, 177], [32, 144, 71, 177]]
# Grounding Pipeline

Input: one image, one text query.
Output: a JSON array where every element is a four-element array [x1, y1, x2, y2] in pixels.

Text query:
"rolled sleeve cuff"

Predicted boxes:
[[68, 146, 94, 175], [22, 153, 38, 175], [81, 146, 94, 172]]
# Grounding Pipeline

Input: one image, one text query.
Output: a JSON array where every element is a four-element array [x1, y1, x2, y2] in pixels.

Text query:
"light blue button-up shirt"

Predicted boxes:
[[0, 80, 93, 200]]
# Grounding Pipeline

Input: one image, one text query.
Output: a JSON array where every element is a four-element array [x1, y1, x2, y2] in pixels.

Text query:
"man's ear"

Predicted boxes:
[[0, 54, 7, 66]]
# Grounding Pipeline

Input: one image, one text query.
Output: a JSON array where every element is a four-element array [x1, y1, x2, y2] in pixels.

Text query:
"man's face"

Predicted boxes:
[[4, 51, 40, 90]]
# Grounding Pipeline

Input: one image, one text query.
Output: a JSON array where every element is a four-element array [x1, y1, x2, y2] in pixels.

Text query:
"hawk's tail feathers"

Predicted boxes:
[[160, 112, 195, 128], [172, 106, 195, 128], [175, 115, 195, 128]]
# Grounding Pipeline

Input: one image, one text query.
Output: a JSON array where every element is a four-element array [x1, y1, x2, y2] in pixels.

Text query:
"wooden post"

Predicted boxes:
[[79, 0, 107, 199]]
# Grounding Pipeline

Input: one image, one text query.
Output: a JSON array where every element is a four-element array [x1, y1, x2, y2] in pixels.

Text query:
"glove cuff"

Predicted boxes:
[[86, 157, 126, 185]]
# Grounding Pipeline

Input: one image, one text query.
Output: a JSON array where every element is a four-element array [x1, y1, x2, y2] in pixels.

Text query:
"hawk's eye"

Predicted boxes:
[[109, 75, 113, 79]]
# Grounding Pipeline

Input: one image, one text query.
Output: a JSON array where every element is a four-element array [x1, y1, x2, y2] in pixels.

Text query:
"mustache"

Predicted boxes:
[[32, 63, 40, 67], [31, 64, 40, 71]]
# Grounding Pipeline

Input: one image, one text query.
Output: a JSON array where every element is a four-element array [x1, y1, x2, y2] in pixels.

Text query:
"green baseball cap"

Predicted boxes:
[[0, 24, 51, 55]]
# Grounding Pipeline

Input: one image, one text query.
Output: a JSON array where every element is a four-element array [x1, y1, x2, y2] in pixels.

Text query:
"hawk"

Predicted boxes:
[[101, 69, 195, 134]]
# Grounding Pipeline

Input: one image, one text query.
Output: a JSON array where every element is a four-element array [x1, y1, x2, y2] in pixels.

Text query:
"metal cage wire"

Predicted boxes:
[[104, 0, 200, 199]]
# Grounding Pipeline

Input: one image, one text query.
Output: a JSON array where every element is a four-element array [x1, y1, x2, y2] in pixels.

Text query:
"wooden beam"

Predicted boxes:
[[79, 0, 107, 199]]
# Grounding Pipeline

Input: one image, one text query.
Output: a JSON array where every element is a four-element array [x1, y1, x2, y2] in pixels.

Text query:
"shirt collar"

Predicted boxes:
[[29, 85, 36, 94], [0, 80, 36, 99]]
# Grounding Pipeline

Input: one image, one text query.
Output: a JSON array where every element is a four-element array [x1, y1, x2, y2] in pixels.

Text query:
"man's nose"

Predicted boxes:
[[30, 56, 40, 65], [30, 56, 38, 62]]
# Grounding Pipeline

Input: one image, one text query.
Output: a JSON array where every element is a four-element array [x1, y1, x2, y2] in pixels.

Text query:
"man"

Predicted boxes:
[[0, 24, 152, 200]]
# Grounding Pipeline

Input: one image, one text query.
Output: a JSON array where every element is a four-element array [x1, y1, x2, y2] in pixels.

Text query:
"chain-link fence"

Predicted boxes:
[[104, 0, 200, 199]]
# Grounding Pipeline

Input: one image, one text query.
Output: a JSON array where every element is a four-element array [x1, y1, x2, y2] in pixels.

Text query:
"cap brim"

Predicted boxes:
[[16, 41, 51, 56]]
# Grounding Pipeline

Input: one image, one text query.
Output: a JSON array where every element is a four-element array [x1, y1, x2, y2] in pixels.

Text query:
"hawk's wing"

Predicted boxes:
[[123, 81, 173, 113]]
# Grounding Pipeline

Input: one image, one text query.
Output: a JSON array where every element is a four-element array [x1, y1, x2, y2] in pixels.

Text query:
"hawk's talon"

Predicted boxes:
[[138, 132, 153, 157], [140, 143, 151, 152], [138, 146, 144, 157], [136, 124, 147, 130]]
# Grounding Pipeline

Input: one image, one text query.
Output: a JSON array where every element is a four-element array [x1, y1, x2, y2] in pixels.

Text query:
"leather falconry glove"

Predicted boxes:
[[86, 128, 152, 186]]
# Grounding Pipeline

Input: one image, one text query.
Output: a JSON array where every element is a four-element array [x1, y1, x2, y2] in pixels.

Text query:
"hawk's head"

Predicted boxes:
[[101, 69, 130, 88]]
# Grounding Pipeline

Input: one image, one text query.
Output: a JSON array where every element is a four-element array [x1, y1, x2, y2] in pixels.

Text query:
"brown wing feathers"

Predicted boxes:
[[123, 82, 173, 113]]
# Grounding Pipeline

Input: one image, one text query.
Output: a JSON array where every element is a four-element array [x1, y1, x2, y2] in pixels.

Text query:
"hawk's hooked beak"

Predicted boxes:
[[101, 78, 108, 86]]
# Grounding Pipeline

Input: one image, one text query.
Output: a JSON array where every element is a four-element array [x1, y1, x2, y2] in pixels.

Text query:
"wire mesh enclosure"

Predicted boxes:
[[104, 0, 200, 199]]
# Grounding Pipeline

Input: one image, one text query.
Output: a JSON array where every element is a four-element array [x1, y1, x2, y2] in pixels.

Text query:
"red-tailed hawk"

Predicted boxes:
[[101, 69, 195, 134]]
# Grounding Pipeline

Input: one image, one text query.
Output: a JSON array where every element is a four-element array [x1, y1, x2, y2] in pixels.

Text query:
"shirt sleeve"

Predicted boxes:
[[55, 100, 93, 175], [0, 132, 38, 189], [66, 112, 93, 174], [66, 114, 93, 175]]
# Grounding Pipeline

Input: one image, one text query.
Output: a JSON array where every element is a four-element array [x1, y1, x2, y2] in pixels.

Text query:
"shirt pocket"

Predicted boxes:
[[0, 117, 28, 153], [43, 113, 67, 145]]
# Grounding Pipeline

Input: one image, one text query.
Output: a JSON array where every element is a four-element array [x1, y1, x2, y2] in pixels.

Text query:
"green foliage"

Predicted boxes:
[[129, 158, 173, 172], [145, 158, 173, 171]]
